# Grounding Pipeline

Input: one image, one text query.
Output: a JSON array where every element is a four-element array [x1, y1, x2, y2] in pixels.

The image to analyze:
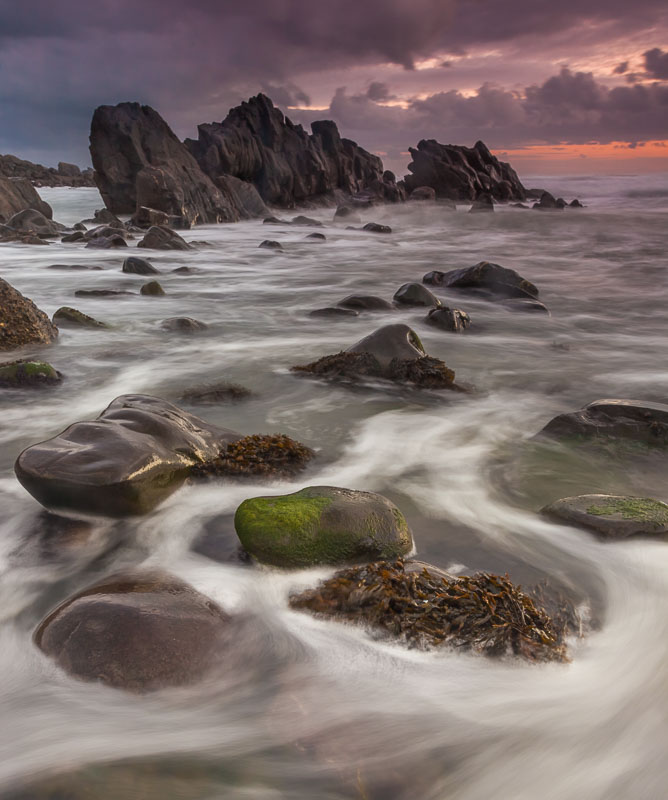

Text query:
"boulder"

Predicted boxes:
[[409, 186, 436, 201], [84, 208, 124, 226], [137, 225, 191, 250], [185, 94, 384, 207], [0, 278, 59, 350], [75, 289, 134, 297], [214, 175, 268, 219], [334, 205, 361, 222], [161, 317, 208, 333], [426, 307, 471, 332], [140, 280, 165, 296], [84, 224, 128, 240], [85, 235, 128, 249], [305, 232, 326, 241], [309, 307, 359, 319], [52, 307, 107, 329], [570, 199, 584, 208], [347, 324, 426, 370], [0, 175, 52, 221], [423, 261, 538, 299], [259, 240, 283, 250], [291, 215, 323, 227], [61, 231, 85, 243], [501, 298, 550, 314], [15, 394, 241, 516], [5, 208, 62, 237], [34, 570, 231, 691], [362, 222, 392, 234], [0, 359, 61, 388], [393, 282, 441, 307], [234, 486, 412, 567], [536, 399, 668, 448], [469, 193, 494, 213], [122, 256, 159, 275], [337, 295, 394, 312], [129, 206, 170, 228], [403, 139, 526, 201], [57, 162, 81, 178], [542, 494, 668, 540], [533, 191, 563, 211]]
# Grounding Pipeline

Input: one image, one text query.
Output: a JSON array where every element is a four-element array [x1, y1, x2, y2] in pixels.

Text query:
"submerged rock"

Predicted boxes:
[[0, 278, 59, 350], [337, 295, 394, 312], [15, 394, 241, 516], [160, 317, 208, 333], [194, 434, 314, 481], [423, 261, 538, 300], [362, 222, 392, 234], [469, 193, 494, 213], [542, 494, 668, 540], [75, 289, 134, 297], [61, 231, 85, 243], [393, 282, 441, 307], [305, 232, 326, 241], [180, 382, 252, 404], [290, 559, 568, 662], [309, 307, 359, 319], [137, 225, 191, 250], [426, 306, 471, 332], [85, 234, 127, 249], [537, 399, 668, 448], [0, 359, 61, 388], [259, 240, 283, 250], [140, 280, 165, 296], [34, 570, 231, 691], [122, 256, 159, 275], [53, 307, 107, 328], [234, 486, 412, 567]]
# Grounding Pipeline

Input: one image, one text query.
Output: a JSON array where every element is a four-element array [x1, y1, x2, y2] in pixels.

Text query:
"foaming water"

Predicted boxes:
[[1, 176, 668, 798]]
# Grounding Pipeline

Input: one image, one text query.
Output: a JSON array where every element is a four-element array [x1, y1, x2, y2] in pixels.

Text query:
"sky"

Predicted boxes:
[[0, 0, 666, 176]]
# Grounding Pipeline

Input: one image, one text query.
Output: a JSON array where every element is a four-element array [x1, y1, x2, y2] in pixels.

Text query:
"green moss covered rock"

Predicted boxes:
[[542, 494, 668, 539], [53, 306, 108, 328], [0, 359, 61, 388], [234, 486, 413, 567]]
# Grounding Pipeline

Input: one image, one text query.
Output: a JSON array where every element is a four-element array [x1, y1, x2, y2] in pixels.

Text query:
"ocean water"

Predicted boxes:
[[1, 175, 668, 799]]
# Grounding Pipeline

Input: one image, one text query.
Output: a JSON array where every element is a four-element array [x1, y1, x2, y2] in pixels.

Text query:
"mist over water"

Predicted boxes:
[[1, 175, 668, 799]]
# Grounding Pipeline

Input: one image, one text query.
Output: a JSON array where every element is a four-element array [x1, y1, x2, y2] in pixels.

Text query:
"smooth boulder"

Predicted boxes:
[[0, 359, 61, 388], [423, 261, 538, 299], [234, 486, 412, 567], [140, 280, 165, 296], [15, 394, 241, 516], [53, 307, 107, 329], [542, 494, 668, 539], [161, 317, 208, 333], [122, 256, 159, 275], [137, 226, 191, 251], [393, 282, 441, 307], [34, 571, 231, 691], [0, 278, 59, 350], [337, 295, 394, 312]]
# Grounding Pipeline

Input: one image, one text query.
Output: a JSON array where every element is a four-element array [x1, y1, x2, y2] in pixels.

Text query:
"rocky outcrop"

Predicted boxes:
[[0, 176, 52, 222], [0, 278, 59, 350], [0, 154, 94, 187], [185, 94, 385, 208], [403, 139, 526, 202], [234, 486, 412, 567], [15, 394, 241, 516], [35, 570, 231, 691], [89, 102, 243, 225]]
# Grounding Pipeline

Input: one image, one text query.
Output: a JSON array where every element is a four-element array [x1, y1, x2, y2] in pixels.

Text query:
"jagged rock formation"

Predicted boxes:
[[89, 103, 257, 225], [0, 154, 94, 187], [185, 94, 387, 207], [0, 176, 52, 222], [403, 140, 526, 201]]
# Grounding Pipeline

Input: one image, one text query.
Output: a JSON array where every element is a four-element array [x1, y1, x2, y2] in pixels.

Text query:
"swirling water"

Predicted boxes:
[[1, 175, 668, 799]]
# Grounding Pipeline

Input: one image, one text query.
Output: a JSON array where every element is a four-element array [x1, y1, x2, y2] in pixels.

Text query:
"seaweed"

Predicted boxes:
[[193, 434, 314, 480], [290, 559, 570, 663]]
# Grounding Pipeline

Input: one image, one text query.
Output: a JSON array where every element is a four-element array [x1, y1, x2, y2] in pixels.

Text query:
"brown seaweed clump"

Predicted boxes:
[[291, 351, 459, 390], [194, 434, 315, 480], [289, 559, 570, 663]]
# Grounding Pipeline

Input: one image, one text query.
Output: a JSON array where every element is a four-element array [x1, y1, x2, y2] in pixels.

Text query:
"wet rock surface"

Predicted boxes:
[[0, 359, 61, 388], [425, 306, 471, 332], [53, 307, 107, 328], [160, 317, 208, 333], [234, 486, 412, 567], [424, 261, 539, 300], [15, 394, 242, 516], [542, 494, 668, 539], [122, 256, 159, 275], [0, 278, 59, 350], [336, 295, 394, 312], [140, 280, 165, 296], [393, 282, 441, 307], [137, 225, 191, 250], [34, 570, 231, 691]]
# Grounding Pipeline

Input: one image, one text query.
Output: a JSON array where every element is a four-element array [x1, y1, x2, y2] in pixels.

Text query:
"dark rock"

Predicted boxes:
[[75, 289, 134, 298], [15, 394, 242, 516], [57, 162, 81, 178], [334, 205, 361, 222], [346, 326, 427, 368], [0, 359, 61, 388], [84, 224, 128, 240], [61, 231, 85, 243], [423, 261, 538, 299], [305, 232, 326, 241], [362, 222, 392, 234], [34, 570, 231, 691], [0, 175, 52, 220], [90, 102, 241, 224], [393, 282, 441, 307], [0, 278, 59, 350], [403, 139, 526, 201], [214, 174, 269, 220], [536, 399, 668, 448], [569, 199, 584, 208], [85, 234, 128, 249], [129, 206, 170, 228], [137, 225, 191, 250], [469, 193, 494, 213], [0, 225, 49, 245], [501, 298, 550, 314], [533, 191, 564, 211], [542, 495, 668, 539], [1, 154, 93, 189], [555, 198, 567, 209], [53, 307, 108, 329], [140, 280, 165, 296], [172, 266, 201, 274], [309, 307, 359, 318], [291, 215, 323, 227], [47, 263, 103, 271], [185, 94, 384, 208], [5, 208, 62, 237], [426, 307, 471, 332], [337, 295, 394, 312], [180, 382, 252, 404], [259, 240, 283, 250], [234, 486, 412, 567], [84, 208, 123, 226], [409, 186, 437, 201], [122, 256, 159, 275], [511, 203, 530, 209], [161, 317, 208, 333], [263, 216, 290, 225]]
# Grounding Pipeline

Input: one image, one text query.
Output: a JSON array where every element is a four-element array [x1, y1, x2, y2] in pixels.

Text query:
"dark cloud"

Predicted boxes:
[[259, 83, 311, 108], [366, 82, 394, 102], [644, 47, 668, 79], [613, 61, 629, 74]]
